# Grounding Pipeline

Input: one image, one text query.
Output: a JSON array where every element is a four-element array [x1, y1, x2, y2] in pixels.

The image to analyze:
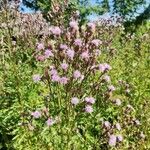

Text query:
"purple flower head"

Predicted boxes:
[[71, 97, 79, 105], [117, 135, 123, 142], [51, 74, 60, 82], [59, 77, 69, 85], [74, 39, 82, 47], [46, 118, 55, 126], [36, 55, 45, 61], [116, 123, 121, 131], [103, 75, 111, 82], [104, 63, 112, 71], [91, 39, 102, 47], [85, 97, 96, 104], [50, 69, 58, 76], [115, 98, 121, 106], [60, 44, 68, 50], [33, 74, 41, 82], [69, 21, 78, 30], [31, 111, 41, 118], [81, 51, 90, 60], [104, 121, 111, 129], [37, 43, 44, 51], [99, 63, 112, 72], [61, 63, 68, 71], [108, 85, 116, 91], [99, 64, 105, 72], [85, 105, 93, 113], [109, 135, 117, 146], [73, 70, 81, 79], [66, 49, 75, 60], [50, 26, 61, 35], [87, 22, 96, 32], [44, 49, 54, 58]]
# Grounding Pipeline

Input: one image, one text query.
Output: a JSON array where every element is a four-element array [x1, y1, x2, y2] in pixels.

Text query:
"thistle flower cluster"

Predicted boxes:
[[102, 120, 123, 146], [1, 9, 144, 148], [30, 19, 120, 127], [32, 20, 117, 113]]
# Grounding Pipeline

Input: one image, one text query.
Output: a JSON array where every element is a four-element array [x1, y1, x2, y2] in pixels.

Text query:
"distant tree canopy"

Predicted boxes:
[[11, 0, 150, 28]]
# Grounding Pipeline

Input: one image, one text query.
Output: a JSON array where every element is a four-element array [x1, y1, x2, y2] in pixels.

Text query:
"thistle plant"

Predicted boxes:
[[14, 17, 127, 149]]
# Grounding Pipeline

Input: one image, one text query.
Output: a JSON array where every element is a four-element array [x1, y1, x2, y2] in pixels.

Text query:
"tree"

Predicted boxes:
[[22, 0, 150, 28]]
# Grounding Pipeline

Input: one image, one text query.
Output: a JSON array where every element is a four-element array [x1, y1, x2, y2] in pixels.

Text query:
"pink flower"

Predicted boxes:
[[91, 39, 102, 47], [85, 97, 96, 104], [61, 63, 68, 71], [60, 44, 68, 50], [104, 63, 112, 71], [66, 49, 75, 60], [33, 74, 41, 82], [74, 39, 82, 46], [104, 121, 111, 129], [85, 105, 93, 113], [44, 49, 54, 58], [99, 63, 111, 72], [117, 135, 123, 142], [50, 69, 58, 76], [59, 77, 69, 85], [99, 64, 105, 72], [87, 22, 95, 32], [108, 85, 116, 91], [103, 75, 111, 82], [51, 74, 60, 82], [36, 55, 45, 61], [115, 98, 121, 106], [71, 97, 79, 105], [116, 123, 121, 131], [69, 21, 78, 30], [46, 118, 55, 126], [81, 51, 90, 60], [31, 111, 41, 118], [109, 135, 117, 146], [50, 26, 61, 35], [37, 43, 44, 50], [73, 70, 81, 79]]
